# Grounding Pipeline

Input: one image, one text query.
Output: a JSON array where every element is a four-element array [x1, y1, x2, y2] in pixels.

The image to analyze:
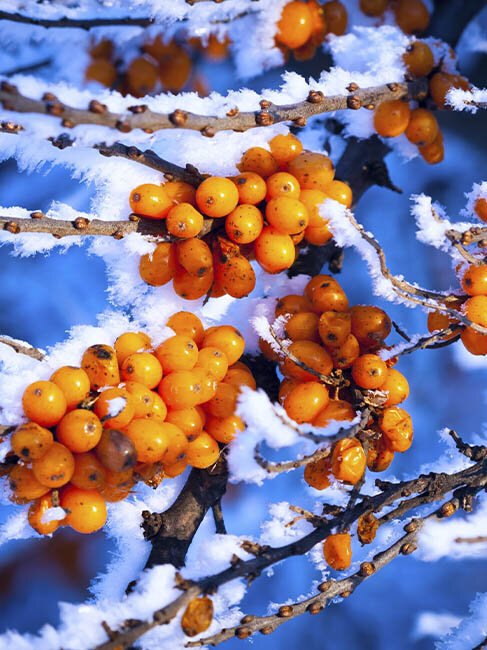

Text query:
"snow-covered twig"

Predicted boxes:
[[0, 335, 45, 361]]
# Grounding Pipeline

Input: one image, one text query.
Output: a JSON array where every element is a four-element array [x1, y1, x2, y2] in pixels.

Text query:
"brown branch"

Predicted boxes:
[[0, 11, 155, 29], [212, 499, 227, 535], [390, 325, 464, 358], [0, 79, 428, 136], [0, 335, 45, 361], [455, 535, 487, 544]]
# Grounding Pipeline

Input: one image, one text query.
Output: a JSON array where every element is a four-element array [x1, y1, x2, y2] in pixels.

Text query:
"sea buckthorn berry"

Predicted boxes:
[[167, 312, 204, 346], [266, 197, 309, 234], [32, 442, 75, 488], [461, 264, 487, 296], [9, 465, 50, 500], [379, 407, 413, 452], [269, 134, 303, 166], [403, 41, 434, 77], [323, 533, 352, 570], [405, 108, 439, 146], [57, 409, 103, 453], [121, 352, 163, 389], [204, 34, 231, 61], [125, 418, 170, 463], [139, 242, 177, 287], [120, 381, 155, 418], [81, 344, 120, 391], [429, 72, 469, 109], [319, 311, 352, 347], [255, 226, 295, 273], [150, 392, 168, 421], [350, 305, 392, 348], [89, 39, 113, 60], [281, 340, 333, 381], [114, 332, 151, 365], [313, 399, 355, 427], [192, 369, 218, 404], [351, 353, 388, 390], [259, 337, 280, 361], [50, 366, 91, 411], [464, 295, 487, 328], [176, 239, 213, 277], [166, 407, 205, 438], [215, 255, 256, 298], [461, 327, 487, 355], [166, 203, 204, 239], [99, 480, 134, 502], [323, 0, 348, 35], [173, 265, 214, 300], [475, 198, 487, 223], [284, 381, 329, 424], [374, 100, 411, 138], [205, 382, 239, 418], [299, 189, 327, 227], [238, 148, 279, 179], [275, 294, 312, 317], [95, 429, 137, 472], [155, 335, 198, 373], [331, 438, 366, 484], [308, 0, 327, 45], [360, 0, 387, 16], [330, 333, 360, 369], [202, 326, 245, 366], [161, 422, 188, 465], [419, 129, 444, 164], [285, 311, 320, 342], [129, 184, 172, 219], [28, 492, 60, 535], [163, 457, 189, 478], [304, 456, 331, 490], [381, 368, 410, 406], [71, 452, 106, 490], [324, 180, 353, 208], [206, 414, 245, 444], [278, 377, 301, 405], [143, 35, 177, 60], [181, 596, 214, 637], [304, 223, 333, 245], [159, 44, 192, 92], [60, 486, 107, 534], [427, 309, 458, 338], [367, 434, 394, 472], [225, 204, 264, 244], [232, 172, 267, 205], [94, 387, 135, 429], [276, 1, 313, 49], [186, 432, 220, 468], [311, 278, 349, 313], [126, 57, 158, 96], [266, 172, 301, 200], [85, 59, 117, 87], [11, 422, 53, 461], [164, 181, 196, 207], [394, 0, 430, 34], [159, 370, 202, 409], [196, 177, 239, 218], [195, 347, 229, 382], [287, 152, 334, 191], [223, 367, 257, 391], [22, 380, 67, 428]]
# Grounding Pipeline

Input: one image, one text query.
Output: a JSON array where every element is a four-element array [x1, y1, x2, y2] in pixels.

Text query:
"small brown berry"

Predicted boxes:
[[226, 107, 239, 117], [201, 125, 215, 137], [73, 217, 89, 230], [317, 581, 331, 592], [347, 94, 361, 110], [401, 542, 417, 555], [294, 117, 306, 127], [236, 627, 252, 639], [116, 120, 131, 133], [307, 90, 325, 103], [5, 221, 20, 234], [30, 211, 44, 219], [89, 100, 107, 114], [170, 109, 188, 126], [278, 605, 292, 618], [255, 110, 274, 126], [359, 562, 374, 577], [307, 602, 322, 615], [347, 82, 359, 92], [440, 502, 457, 518], [240, 615, 254, 624]]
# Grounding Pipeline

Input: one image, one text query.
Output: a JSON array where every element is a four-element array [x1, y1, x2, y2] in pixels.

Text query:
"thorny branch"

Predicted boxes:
[[0, 335, 45, 361]]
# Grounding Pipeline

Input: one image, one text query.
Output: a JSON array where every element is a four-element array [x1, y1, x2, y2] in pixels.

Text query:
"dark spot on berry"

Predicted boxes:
[[132, 192, 141, 202]]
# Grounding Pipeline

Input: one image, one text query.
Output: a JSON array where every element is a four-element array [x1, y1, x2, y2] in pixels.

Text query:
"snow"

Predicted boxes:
[[436, 593, 487, 650], [413, 611, 462, 640]]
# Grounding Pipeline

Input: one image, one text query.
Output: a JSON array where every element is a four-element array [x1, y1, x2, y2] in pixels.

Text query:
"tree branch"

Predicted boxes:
[[0, 335, 45, 361]]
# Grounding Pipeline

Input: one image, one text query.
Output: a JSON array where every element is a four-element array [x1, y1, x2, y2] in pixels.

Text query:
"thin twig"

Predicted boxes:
[[391, 325, 464, 357], [212, 499, 227, 535], [0, 335, 45, 361]]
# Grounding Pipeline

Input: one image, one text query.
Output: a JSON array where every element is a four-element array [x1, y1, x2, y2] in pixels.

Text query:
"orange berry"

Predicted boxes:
[[350, 305, 391, 348], [143, 35, 178, 60], [71, 452, 106, 490], [215, 254, 256, 299], [32, 442, 75, 488], [139, 242, 177, 286], [166, 407, 205, 438], [464, 295, 487, 328], [308, 0, 327, 45], [163, 457, 189, 478], [284, 381, 329, 424], [331, 438, 366, 484], [276, 1, 313, 49], [61, 486, 107, 534], [202, 326, 245, 366], [162, 422, 188, 465], [238, 148, 279, 179], [266, 172, 301, 201], [164, 181, 196, 207], [322, 1, 348, 35], [186, 432, 220, 468], [475, 198, 487, 223], [205, 414, 244, 444], [403, 41, 434, 77], [374, 100, 411, 137], [231, 172, 267, 205], [225, 205, 264, 244], [304, 456, 331, 489], [167, 312, 204, 346], [269, 134, 303, 166], [299, 189, 327, 227], [81, 344, 120, 391], [367, 433, 395, 472], [304, 223, 333, 245], [379, 406, 413, 452], [125, 418, 170, 463], [324, 180, 352, 208], [310, 278, 349, 313], [427, 309, 458, 338], [287, 152, 334, 191], [223, 367, 256, 391], [429, 72, 469, 109], [89, 39, 113, 60], [205, 382, 239, 418], [28, 492, 60, 535], [192, 368, 218, 403], [195, 347, 229, 382], [114, 332, 151, 365], [130, 184, 172, 219], [419, 129, 444, 164], [121, 352, 163, 389], [150, 392, 168, 421], [9, 465, 50, 501], [50, 366, 91, 411], [278, 377, 301, 405], [394, 0, 429, 34], [85, 59, 117, 87], [318, 310, 351, 347], [126, 57, 158, 96], [255, 226, 295, 273], [285, 311, 320, 342], [57, 409, 103, 453], [380, 368, 409, 406], [155, 335, 198, 373], [204, 34, 231, 61], [259, 337, 280, 361], [461, 264, 487, 296], [196, 177, 239, 218], [281, 339, 333, 381], [166, 203, 204, 239], [405, 108, 439, 146], [159, 370, 202, 409], [99, 481, 134, 503], [351, 353, 388, 390], [313, 399, 355, 427], [11, 422, 53, 461], [275, 294, 312, 317], [360, 0, 387, 15], [181, 596, 214, 637], [159, 44, 192, 91], [330, 333, 360, 369], [173, 265, 214, 300], [95, 429, 137, 473], [461, 327, 487, 355], [94, 386, 136, 428], [22, 380, 67, 428], [323, 533, 352, 570], [176, 239, 213, 277], [266, 197, 309, 234]]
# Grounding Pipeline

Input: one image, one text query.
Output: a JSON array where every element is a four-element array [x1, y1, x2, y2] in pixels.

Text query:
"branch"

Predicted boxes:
[[0, 11, 155, 29], [0, 80, 428, 136], [390, 325, 464, 357], [0, 335, 45, 361]]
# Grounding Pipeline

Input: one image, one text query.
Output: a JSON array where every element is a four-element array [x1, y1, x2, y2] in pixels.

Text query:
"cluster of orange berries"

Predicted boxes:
[[134, 134, 350, 300], [6, 313, 253, 535], [361, 0, 430, 34]]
